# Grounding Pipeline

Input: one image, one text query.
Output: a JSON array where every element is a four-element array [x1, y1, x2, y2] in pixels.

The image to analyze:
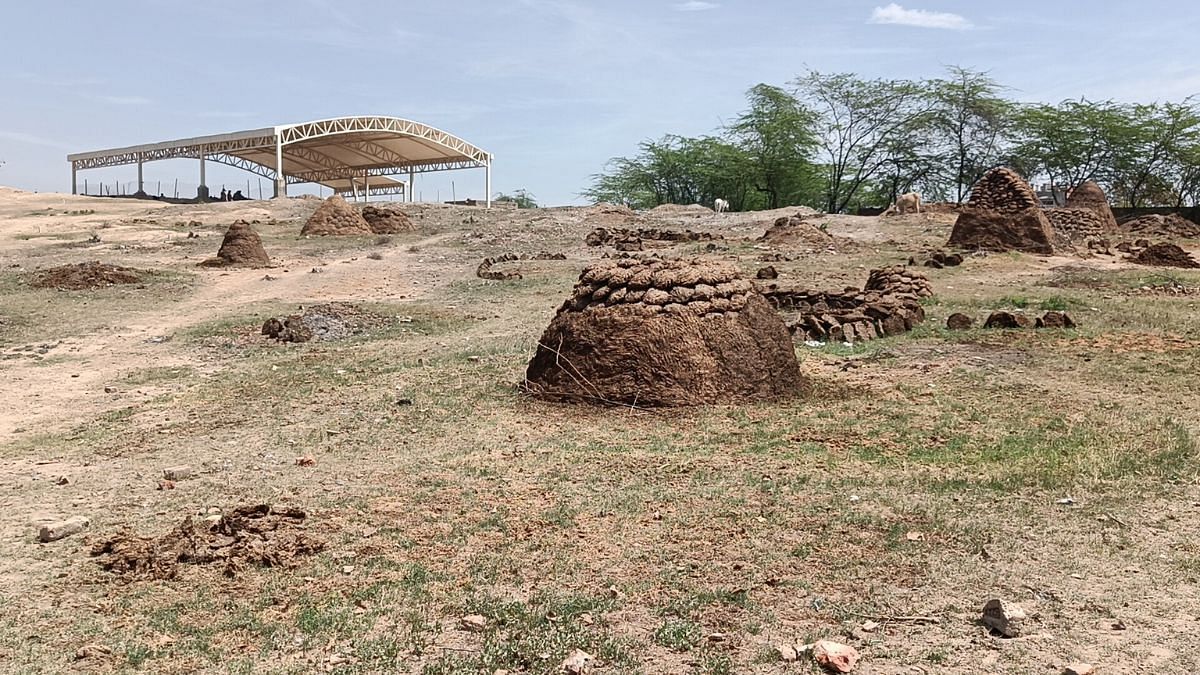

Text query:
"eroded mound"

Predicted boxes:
[[1127, 242, 1200, 268], [90, 504, 324, 580], [361, 205, 414, 234], [199, 220, 271, 267], [1123, 213, 1200, 239], [262, 303, 389, 342], [1065, 181, 1119, 232], [31, 261, 142, 290], [523, 259, 805, 406], [758, 213, 834, 249], [648, 203, 714, 215], [301, 194, 372, 236]]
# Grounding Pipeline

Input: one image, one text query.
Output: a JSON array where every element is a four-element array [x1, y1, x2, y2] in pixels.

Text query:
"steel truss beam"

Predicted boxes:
[[286, 159, 483, 184]]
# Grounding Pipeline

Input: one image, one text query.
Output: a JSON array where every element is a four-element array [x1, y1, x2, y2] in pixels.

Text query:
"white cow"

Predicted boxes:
[[896, 191, 921, 215], [714, 198, 729, 213]]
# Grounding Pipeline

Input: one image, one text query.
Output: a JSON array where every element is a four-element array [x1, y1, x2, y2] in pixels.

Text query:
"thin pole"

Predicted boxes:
[[485, 158, 492, 209], [273, 134, 285, 198], [71, 163, 78, 195]]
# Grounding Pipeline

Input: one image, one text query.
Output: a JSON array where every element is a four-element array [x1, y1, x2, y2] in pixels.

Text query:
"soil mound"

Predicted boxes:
[[1065, 181, 1119, 232], [31, 261, 141, 290], [301, 195, 372, 236], [361, 205, 414, 234], [262, 303, 388, 342], [1127, 242, 1200, 268], [585, 226, 721, 250], [1122, 213, 1200, 239], [523, 259, 805, 406], [198, 220, 270, 267], [648, 203, 714, 215], [949, 168, 1061, 254], [91, 505, 323, 580], [1046, 208, 1107, 241], [582, 203, 643, 229], [758, 213, 834, 248]]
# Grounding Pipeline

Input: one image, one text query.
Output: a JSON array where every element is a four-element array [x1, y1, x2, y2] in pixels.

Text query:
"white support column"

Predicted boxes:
[[363, 173, 369, 202], [136, 154, 144, 195], [408, 170, 414, 203], [71, 162, 77, 195], [198, 152, 208, 201], [485, 158, 492, 209], [273, 134, 286, 199], [350, 177, 359, 202]]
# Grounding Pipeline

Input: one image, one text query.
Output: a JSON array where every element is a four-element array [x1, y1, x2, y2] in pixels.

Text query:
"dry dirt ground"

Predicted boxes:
[[1, 187, 1200, 674]]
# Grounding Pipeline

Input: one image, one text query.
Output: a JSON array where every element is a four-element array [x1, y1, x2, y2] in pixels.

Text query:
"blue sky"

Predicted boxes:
[[2, 1, 1199, 205]]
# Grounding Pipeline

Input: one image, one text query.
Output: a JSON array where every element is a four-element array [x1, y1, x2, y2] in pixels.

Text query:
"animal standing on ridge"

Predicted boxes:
[[714, 198, 729, 213], [882, 192, 922, 216]]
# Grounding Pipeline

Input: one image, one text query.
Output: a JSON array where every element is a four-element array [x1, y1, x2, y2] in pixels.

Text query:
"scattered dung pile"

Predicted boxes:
[[585, 226, 721, 251], [90, 505, 323, 580], [30, 261, 142, 290], [301, 194, 372, 236], [759, 267, 931, 342], [910, 249, 964, 268], [1126, 242, 1200, 268], [757, 213, 835, 249], [979, 311, 1076, 329], [522, 259, 806, 406], [1065, 181, 1119, 232], [198, 220, 271, 267], [262, 303, 388, 343], [947, 167, 1063, 254], [1046, 208, 1107, 241], [361, 205, 415, 234], [1122, 213, 1200, 238], [476, 252, 567, 280]]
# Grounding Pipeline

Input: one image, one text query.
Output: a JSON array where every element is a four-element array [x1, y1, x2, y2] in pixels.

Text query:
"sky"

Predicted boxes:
[[2, 0, 1200, 205]]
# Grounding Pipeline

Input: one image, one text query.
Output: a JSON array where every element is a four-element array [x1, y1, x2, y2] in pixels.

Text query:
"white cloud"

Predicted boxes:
[[869, 3, 972, 30], [674, 1, 719, 11], [0, 131, 74, 151], [93, 94, 152, 106]]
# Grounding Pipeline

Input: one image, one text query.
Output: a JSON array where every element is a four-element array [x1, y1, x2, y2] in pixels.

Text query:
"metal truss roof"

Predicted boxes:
[[67, 116, 492, 189]]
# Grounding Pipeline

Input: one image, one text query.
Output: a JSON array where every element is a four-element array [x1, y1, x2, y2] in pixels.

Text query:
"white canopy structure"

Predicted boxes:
[[67, 116, 493, 205]]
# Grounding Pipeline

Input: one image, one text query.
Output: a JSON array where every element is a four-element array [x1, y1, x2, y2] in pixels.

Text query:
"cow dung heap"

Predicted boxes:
[[522, 258, 806, 407], [585, 226, 721, 251], [757, 212, 834, 249], [1045, 208, 1107, 241], [30, 261, 142, 290], [261, 302, 388, 343], [360, 205, 415, 234], [1123, 213, 1200, 239], [198, 220, 271, 267], [1127, 242, 1200, 268], [476, 251, 567, 280], [300, 194, 372, 236], [759, 266, 931, 343], [947, 167, 1063, 254], [1065, 180, 1120, 233]]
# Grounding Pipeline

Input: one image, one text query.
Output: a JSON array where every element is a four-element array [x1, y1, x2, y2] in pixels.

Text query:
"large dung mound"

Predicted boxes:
[[301, 195, 372, 236], [1065, 181, 1119, 232], [948, 167, 1061, 254], [1046, 208, 1107, 241], [31, 261, 142, 290], [523, 259, 806, 407], [582, 203, 643, 229], [361, 205, 415, 234], [1123, 213, 1200, 239], [1127, 242, 1200, 268], [648, 203, 714, 216], [758, 213, 834, 248], [199, 220, 271, 267], [90, 504, 324, 580]]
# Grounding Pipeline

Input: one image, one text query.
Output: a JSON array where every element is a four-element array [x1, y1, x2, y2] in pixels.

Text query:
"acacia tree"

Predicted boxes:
[[1109, 100, 1200, 207], [495, 188, 538, 208], [1010, 99, 1133, 202], [927, 67, 1015, 202], [792, 71, 936, 213], [581, 135, 757, 210], [727, 83, 820, 209]]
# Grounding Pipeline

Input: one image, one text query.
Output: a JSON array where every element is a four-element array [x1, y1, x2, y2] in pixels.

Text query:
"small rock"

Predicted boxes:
[[460, 614, 487, 632], [860, 620, 880, 632], [812, 640, 860, 673], [38, 515, 91, 543], [776, 644, 799, 662], [54, 476, 70, 486], [560, 648, 593, 674], [756, 266, 779, 280], [75, 644, 112, 660], [157, 479, 175, 491], [1063, 664, 1095, 675], [296, 456, 315, 467], [103, 386, 117, 394], [946, 312, 974, 330], [981, 598, 1026, 637], [162, 465, 193, 481], [983, 311, 1033, 329]]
